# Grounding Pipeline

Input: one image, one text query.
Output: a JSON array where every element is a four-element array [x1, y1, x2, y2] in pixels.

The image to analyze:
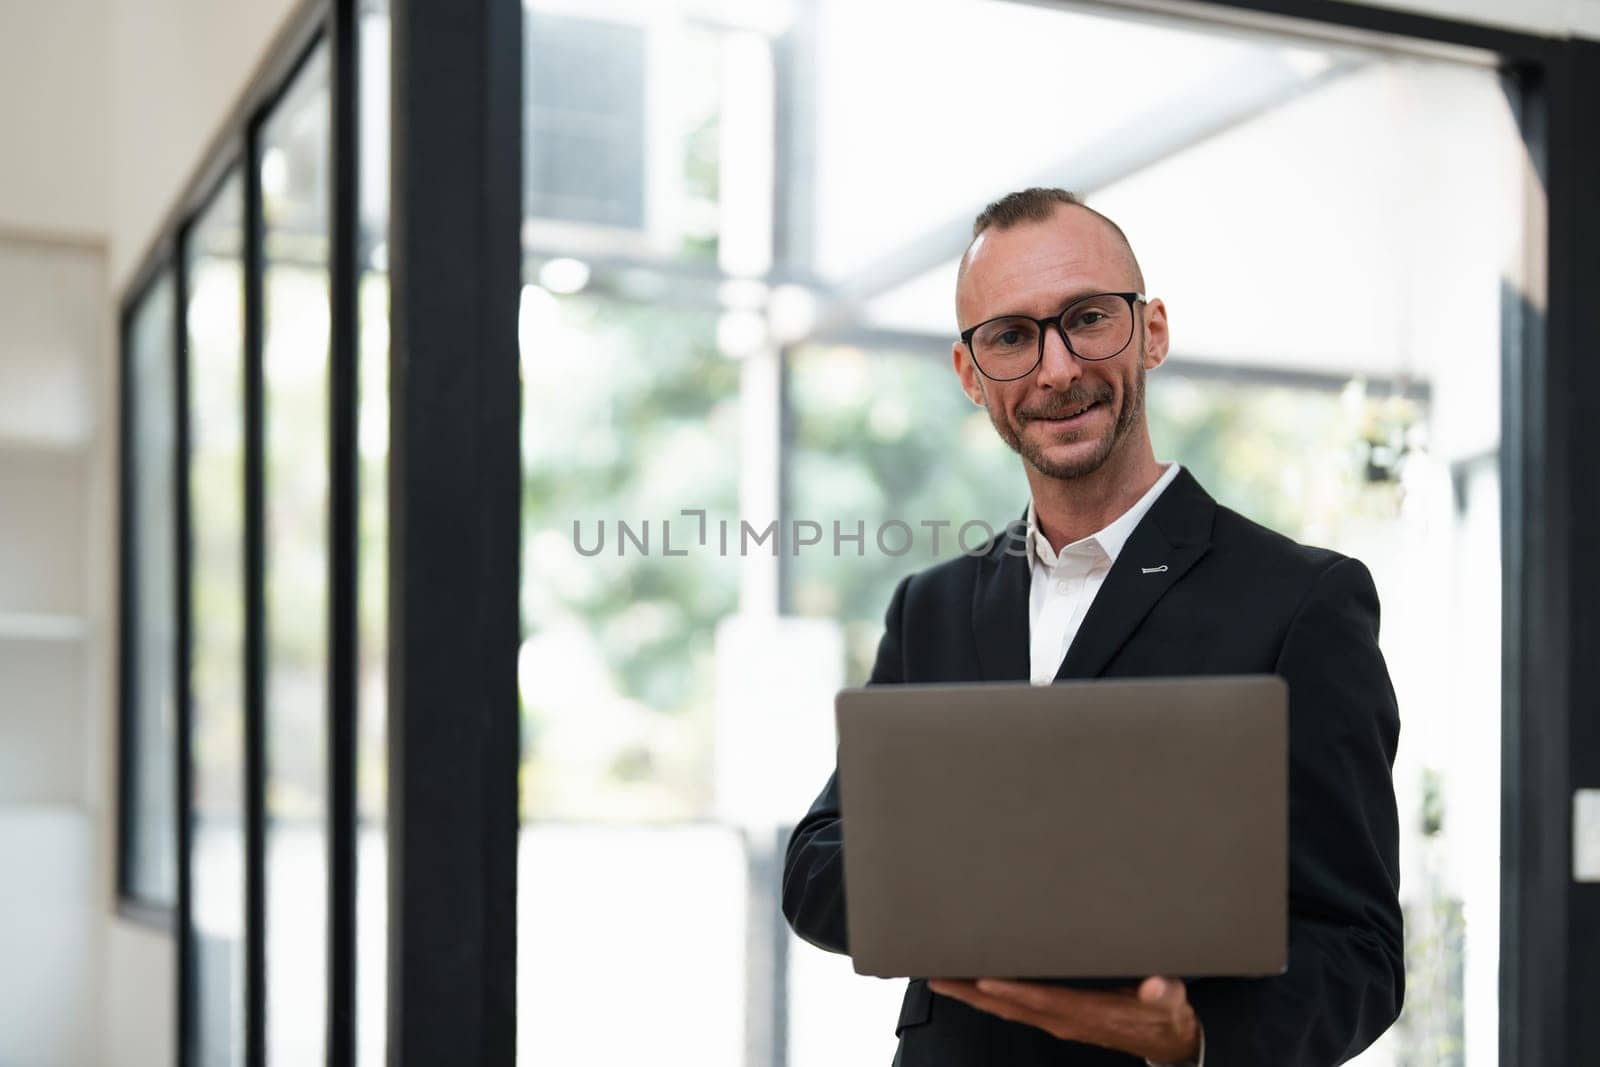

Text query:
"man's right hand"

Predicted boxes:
[[926, 976, 1201, 1064]]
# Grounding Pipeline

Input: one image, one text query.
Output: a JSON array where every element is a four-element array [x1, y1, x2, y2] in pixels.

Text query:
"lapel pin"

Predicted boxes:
[[1141, 564, 1169, 574]]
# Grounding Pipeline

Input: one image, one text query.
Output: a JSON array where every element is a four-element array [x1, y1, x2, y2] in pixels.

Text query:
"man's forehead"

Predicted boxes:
[[956, 206, 1131, 320]]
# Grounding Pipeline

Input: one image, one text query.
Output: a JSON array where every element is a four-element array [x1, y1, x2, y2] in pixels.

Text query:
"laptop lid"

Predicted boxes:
[[836, 676, 1287, 979]]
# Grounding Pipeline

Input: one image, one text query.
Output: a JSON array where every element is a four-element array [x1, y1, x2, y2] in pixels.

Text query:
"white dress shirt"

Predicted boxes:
[[1022, 461, 1204, 1067], [1026, 462, 1183, 685]]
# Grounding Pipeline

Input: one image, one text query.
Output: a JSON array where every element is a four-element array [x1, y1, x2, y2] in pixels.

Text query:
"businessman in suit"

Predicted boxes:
[[781, 187, 1403, 1065]]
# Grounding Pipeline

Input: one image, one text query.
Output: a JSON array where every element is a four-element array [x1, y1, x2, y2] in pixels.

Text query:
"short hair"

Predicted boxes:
[[964, 187, 1145, 292], [972, 187, 1087, 237]]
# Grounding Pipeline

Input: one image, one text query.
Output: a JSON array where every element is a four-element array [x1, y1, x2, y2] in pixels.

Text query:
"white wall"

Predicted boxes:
[[0, 2, 115, 1062], [0, 236, 111, 1067], [108, 0, 303, 289], [0, 0, 109, 240]]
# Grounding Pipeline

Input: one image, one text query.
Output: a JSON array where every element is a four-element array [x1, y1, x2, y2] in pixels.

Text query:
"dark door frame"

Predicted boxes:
[[385, 0, 522, 1063]]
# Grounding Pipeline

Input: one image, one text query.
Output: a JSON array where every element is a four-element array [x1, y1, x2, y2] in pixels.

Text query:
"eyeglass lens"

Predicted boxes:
[[970, 294, 1135, 378]]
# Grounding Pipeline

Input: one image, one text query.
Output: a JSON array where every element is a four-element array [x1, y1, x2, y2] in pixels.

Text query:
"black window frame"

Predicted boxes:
[[115, 3, 364, 1066]]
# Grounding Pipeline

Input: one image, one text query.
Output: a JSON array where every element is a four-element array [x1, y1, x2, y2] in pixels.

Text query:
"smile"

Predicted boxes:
[[1034, 401, 1099, 422]]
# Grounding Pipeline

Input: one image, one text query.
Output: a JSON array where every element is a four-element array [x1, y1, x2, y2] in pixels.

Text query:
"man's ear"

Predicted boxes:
[[1141, 298, 1169, 371], [953, 340, 987, 406]]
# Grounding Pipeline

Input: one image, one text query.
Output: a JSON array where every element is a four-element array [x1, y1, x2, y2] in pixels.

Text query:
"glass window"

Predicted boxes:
[[116, 8, 388, 1062], [518, 826, 747, 1062], [779, 7, 1516, 1065], [514, 2, 1519, 1064], [260, 41, 333, 1067], [518, 279, 746, 1058], [185, 171, 248, 1067], [525, 12, 648, 230], [518, 3, 747, 1061], [787, 344, 1021, 683], [123, 269, 180, 908]]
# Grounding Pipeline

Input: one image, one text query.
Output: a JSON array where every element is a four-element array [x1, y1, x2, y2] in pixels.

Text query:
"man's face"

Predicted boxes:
[[952, 206, 1168, 481]]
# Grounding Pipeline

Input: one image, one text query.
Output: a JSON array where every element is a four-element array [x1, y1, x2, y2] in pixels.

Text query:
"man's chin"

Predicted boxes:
[[1021, 436, 1116, 481]]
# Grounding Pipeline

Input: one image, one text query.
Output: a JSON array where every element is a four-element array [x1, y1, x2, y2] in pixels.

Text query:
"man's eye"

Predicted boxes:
[[996, 329, 1026, 346], [1068, 311, 1106, 329]]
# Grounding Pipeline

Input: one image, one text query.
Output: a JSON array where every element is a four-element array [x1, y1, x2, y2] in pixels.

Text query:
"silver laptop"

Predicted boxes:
[[835, 676, 1287, 979]]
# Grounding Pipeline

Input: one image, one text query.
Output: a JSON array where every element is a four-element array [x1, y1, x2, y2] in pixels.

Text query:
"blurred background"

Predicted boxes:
[[507, 4, 1516, 1064], [0, 0, 1585, 1064]]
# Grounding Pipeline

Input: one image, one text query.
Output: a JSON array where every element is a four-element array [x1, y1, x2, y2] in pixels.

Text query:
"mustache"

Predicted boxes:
[[1018, 388, 1112, 421]]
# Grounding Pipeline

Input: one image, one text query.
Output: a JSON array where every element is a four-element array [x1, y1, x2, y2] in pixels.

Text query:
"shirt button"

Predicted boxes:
[[1056, 579, 1071, 594]]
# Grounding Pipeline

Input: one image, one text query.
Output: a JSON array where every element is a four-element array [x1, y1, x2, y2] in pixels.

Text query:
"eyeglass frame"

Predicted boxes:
[[958, 291, 1148, 381]]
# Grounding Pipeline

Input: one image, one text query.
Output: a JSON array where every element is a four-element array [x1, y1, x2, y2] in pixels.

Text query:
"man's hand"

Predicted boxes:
[[926, 976, 1201, 1064]]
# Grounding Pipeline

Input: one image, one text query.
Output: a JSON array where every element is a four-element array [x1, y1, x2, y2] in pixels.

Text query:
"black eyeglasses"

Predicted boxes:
[[959, 291, 1146, 381]]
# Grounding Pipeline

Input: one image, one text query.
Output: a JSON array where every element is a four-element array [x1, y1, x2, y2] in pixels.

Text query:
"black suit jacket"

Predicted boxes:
[[782, 468, 1404, 1066]]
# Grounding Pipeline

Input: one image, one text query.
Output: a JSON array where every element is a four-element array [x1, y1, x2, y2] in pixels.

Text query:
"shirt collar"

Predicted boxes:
[[1025, 462, 1183, 569]]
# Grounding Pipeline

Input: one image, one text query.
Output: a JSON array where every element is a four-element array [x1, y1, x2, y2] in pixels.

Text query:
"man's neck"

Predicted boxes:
[[1026, 440, 1165, 554]]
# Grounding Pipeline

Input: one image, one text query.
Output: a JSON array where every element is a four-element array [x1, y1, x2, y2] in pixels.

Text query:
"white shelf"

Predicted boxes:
[[0, 613, 88, 642]]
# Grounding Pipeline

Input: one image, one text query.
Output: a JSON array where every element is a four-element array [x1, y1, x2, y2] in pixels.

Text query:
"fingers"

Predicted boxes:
[[929, 978, 1131, 1043], [974, 978, 1126, 1017], [928, 980, 1072, 1039], [929, 976, 1196, 1060], [930, 978, 1144, 1013]]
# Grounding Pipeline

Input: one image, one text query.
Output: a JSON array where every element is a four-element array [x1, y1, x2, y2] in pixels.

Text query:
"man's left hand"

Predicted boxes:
[[926, 976, 1201, 1063]]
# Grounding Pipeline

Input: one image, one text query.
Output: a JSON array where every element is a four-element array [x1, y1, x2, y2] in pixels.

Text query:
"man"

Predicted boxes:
[[781, 188, 1403, 1065]]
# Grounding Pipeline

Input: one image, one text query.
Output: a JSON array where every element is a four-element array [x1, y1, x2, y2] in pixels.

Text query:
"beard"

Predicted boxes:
[[983, 349, 1146, 481]]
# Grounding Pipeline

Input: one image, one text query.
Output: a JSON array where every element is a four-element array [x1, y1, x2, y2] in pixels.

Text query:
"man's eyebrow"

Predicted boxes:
[[972, 287, 1117, 323]]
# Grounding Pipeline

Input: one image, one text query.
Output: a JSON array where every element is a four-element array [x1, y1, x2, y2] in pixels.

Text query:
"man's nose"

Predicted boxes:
[[1036, 323, 1083, 389]]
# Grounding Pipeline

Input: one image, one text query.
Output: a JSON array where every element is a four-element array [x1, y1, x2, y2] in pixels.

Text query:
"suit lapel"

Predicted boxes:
[[1053, 468, 1217, 681], [971, 517, 1032, 682]]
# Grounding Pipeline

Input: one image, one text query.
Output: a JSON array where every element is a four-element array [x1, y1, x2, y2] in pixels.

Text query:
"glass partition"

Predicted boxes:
[[185, 171, 249, 1067], [260, 41, 333, 1066], [123, 269, 180, 909], [516, 2, 1519, 1065]]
